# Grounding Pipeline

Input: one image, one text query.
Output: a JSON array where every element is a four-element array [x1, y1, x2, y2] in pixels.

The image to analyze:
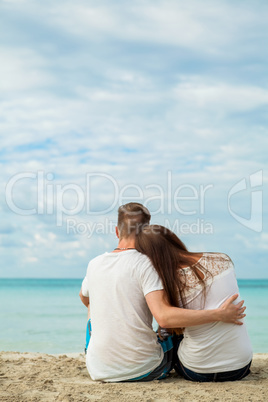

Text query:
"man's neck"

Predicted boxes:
[[113, 237, 136, 252]]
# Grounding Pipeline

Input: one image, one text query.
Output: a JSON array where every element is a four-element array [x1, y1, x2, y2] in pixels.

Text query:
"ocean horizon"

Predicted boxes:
[[1, 278, 267, 354]]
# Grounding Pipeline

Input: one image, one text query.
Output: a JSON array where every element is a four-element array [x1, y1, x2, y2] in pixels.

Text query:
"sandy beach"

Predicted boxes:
[[0, 352, 267, 401]]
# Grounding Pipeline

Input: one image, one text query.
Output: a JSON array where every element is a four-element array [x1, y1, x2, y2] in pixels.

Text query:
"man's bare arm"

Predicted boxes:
[[79, 288, 89, 307], [145, 290, 246, 328]]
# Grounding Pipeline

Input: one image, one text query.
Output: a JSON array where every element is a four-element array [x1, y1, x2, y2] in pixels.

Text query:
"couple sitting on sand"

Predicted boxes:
[[79, 202, 252, 383]]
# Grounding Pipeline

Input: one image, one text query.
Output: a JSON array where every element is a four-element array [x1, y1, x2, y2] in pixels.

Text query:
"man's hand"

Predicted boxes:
[[218, 294, 246, 325], [79, 288, 89, 307], [146, 290, 246, 328]]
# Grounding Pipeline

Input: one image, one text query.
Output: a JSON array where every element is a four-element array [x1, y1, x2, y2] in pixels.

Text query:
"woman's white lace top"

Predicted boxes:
[[178, 252, 253, 373]]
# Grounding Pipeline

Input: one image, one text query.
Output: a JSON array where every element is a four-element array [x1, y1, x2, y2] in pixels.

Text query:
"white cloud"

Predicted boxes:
[[0, 47, 55, 93], [48, 0, 267, 54], [235, 233, 268, 251], [173, 79, 268, 113]]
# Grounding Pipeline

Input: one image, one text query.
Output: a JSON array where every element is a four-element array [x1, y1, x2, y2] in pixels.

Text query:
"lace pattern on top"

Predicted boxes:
[[178, 253, 234, 297]]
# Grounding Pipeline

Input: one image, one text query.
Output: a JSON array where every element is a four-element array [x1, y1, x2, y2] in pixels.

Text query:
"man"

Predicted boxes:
[[79, 202, 245, 382]]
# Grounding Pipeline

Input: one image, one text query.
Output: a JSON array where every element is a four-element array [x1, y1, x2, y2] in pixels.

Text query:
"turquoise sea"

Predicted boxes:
[[0, 279, 267, 354]]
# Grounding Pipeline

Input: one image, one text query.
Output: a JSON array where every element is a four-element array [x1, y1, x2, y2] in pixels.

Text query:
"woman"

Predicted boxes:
[[135, 225, 253, 382]]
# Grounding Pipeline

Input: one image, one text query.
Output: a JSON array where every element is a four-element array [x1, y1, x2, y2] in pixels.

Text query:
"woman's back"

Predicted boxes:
[[178, 253, 253, 373]]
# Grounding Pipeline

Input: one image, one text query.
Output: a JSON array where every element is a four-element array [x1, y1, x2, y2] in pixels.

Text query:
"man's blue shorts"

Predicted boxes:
[[85, 319, 92, 353]]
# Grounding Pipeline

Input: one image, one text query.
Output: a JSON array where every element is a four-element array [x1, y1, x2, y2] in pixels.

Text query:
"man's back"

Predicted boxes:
[[82, 249, 164, 382]]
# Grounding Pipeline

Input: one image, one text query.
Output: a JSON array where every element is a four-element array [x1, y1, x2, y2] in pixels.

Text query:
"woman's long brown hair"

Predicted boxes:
[[135, 225, 208, 333]]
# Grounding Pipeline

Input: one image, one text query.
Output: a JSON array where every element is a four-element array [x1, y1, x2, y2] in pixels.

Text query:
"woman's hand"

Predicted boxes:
[[218, 294, 246, 325]]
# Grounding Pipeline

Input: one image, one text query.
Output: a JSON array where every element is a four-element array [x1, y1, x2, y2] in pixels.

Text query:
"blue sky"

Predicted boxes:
[[0, 0, 267, 279]]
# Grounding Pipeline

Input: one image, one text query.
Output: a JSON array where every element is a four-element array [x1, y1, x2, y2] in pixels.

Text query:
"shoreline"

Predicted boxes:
[[0, 352, 267, 401]]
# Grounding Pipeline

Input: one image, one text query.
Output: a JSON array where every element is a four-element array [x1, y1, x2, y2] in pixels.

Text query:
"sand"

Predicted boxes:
[[0, 352, 267, 402]]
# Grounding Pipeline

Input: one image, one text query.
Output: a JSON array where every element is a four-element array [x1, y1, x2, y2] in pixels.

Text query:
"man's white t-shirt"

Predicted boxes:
[[81, 249, 164, 382]]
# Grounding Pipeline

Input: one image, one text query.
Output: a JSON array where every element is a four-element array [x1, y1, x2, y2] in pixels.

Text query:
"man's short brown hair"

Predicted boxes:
[[117, 203, 151, 239]]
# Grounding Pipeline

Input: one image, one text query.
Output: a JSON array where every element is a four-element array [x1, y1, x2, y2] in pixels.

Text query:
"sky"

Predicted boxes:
[[0, 0, 267, 279]]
